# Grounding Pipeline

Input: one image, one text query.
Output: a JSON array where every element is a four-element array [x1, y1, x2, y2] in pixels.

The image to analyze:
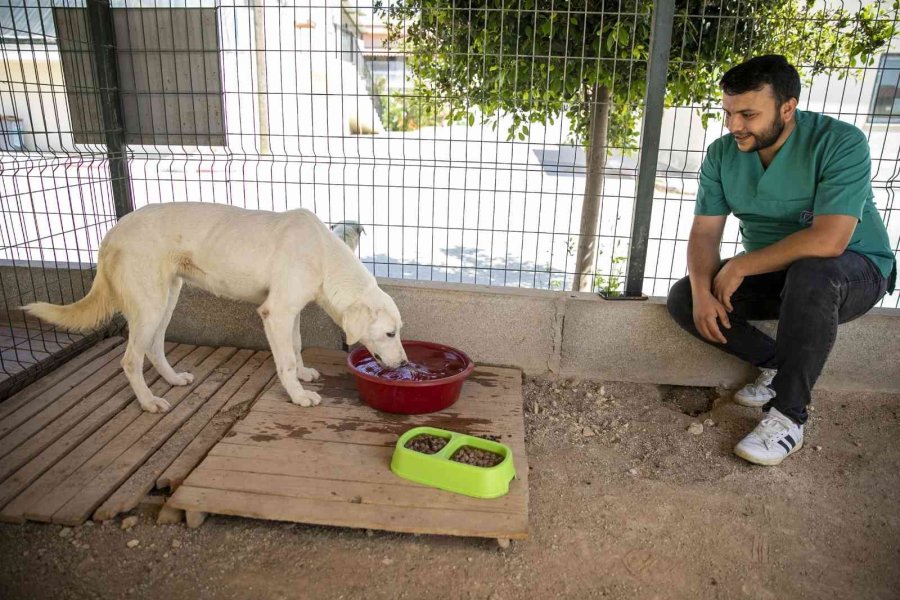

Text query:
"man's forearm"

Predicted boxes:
[[733, 227, 846, 277], [688, 235, 721, 295]]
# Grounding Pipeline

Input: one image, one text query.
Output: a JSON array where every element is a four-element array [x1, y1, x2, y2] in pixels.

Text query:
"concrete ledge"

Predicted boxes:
[[3, 263, 899, 393]]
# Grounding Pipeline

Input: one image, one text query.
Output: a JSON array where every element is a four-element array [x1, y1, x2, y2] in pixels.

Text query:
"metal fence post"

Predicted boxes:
[[623, 0, 675, 298], [85, 0, 133, 219]]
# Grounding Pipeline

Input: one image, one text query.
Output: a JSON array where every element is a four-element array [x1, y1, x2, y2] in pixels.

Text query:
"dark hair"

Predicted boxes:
[[719, 55, 801, 106]]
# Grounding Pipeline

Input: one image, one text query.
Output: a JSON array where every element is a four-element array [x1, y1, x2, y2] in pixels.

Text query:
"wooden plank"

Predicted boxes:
[[168, 487, 528, 540], [50, 347, 241, 525], [231, 411, 526, 455], [184, 467, 522, 516], [0, 346, 205, 523], [2, 326, 74, 353], [0, 361, 27, 378], [0, 337, 123, 420], [11, 346, 216, 524], [156, 355, 275, 491], [1, 348, 50, 363], [0, 344, 126, 443], [195, 448, 526, 513], [207, 441, 525, 499], [294, 380, 521, 406], [91, 349, 260, 520], [0, 345, 194, 512], [0, 347, 130, 458], [0, 342, 181, 483], [252, 389, 524, 420]]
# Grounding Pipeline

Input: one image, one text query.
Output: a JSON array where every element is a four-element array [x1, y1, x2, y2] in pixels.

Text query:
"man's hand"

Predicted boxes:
[[713, 258, 745, 312], [693, 290, 731, 344]]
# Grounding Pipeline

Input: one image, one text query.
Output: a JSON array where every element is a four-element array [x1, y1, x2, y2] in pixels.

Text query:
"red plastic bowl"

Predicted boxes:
[[346, 340, 475, 414]]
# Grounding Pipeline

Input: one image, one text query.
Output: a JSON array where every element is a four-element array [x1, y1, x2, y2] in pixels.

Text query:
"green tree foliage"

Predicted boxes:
[[377, 0, 898, 148]]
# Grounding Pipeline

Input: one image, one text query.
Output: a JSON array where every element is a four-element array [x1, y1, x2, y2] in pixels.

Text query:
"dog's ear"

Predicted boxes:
[[342, 302, 371, 345]]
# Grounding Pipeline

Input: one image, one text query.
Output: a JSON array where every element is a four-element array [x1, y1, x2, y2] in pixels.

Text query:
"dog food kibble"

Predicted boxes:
[[450, 446, 504, 467], [405, 434, 448, 454]]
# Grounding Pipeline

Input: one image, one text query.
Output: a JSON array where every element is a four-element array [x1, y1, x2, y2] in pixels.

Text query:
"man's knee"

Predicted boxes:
[[785, 257, 842, 295], [666, 276, 694, 327]]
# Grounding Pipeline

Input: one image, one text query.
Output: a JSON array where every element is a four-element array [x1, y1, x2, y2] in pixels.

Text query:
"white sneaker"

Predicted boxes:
[[734, 368, 777, 407], [734, 407, 804, 466]]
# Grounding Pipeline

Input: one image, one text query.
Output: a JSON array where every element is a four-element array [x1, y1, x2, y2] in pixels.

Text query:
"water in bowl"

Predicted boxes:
[[355, 346, 467, 381]]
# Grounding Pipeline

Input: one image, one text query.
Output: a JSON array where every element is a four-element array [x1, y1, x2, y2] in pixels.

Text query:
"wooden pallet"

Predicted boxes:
[[0, 338, 275, 525], [167, 348, 529, 542], [0, 323, 86, 384]]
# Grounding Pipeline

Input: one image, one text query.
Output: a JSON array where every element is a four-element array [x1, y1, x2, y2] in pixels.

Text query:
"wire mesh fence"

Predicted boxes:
[[2, 0, 899, 393]]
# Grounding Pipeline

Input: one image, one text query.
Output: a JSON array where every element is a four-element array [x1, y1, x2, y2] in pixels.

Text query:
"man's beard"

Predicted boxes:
[[738, 113, 785, 153]]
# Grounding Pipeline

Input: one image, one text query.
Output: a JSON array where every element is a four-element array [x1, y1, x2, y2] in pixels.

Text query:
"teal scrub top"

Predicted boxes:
[[696, 109, 896, 293]]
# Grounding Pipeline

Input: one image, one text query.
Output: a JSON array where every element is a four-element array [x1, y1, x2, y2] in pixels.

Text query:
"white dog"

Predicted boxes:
[[330, 220, 365, 252], [23, 203, 407, 413]]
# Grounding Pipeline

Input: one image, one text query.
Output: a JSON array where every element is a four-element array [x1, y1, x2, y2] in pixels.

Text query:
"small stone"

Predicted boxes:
[[687, 423, 704, 435], [121, 516, 139, 530], [703, 418, 715, 427], [582, 427, 595, 438], [852, 441, 861, 447], [163, 553, 169, 559], [126, 539, 140, 549], [815, 445, 823, 451], [59, 527, 74, 539], [381, 558, 394, 565], [366, 529, 374, 537], [600, 386, 606, 396], [628, 468, 639, 476], [808, 406, 815, 412], [171, 539, 182, 548]]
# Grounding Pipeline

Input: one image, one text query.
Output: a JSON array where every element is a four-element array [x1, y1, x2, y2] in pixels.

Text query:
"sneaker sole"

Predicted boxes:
[[733, 392, 774, 408], [734, 439, 803, 466]]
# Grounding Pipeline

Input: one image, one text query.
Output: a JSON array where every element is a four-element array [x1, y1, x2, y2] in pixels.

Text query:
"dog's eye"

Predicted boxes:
[[386, 332, 396, 338]]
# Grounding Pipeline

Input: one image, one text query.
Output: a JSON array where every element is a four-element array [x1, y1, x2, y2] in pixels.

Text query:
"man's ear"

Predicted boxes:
[[342, 302, 371, 345], [782, 97, 798, 123]]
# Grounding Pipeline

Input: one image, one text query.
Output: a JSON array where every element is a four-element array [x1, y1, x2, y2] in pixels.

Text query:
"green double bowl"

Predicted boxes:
[[391, 426, 517, 499]]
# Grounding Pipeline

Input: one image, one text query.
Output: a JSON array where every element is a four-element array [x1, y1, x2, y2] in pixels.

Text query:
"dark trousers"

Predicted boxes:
[[666, 251, 888, 424]]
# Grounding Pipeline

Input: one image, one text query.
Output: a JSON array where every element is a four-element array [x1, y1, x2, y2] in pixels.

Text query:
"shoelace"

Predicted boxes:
[[756, 414, 791, 448], [746, 369, 777, 396]]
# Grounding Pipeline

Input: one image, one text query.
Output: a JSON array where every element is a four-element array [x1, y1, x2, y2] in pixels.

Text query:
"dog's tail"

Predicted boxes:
[[21, 252, 118, 332]]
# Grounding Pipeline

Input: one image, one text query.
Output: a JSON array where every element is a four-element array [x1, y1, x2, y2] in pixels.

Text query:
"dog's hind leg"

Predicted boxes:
[[122, 309, 173, 413], [260, 304, 321, 407], [148, 276, 193, 386], [292, 312, 320, 382]]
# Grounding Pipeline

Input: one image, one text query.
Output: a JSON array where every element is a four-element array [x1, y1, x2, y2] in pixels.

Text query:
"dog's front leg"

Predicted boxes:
[[259, 306, 321, 407], [292, 313, 320, 382]]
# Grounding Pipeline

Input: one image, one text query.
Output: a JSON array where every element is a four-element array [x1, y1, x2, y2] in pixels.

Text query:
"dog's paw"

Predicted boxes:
[[289, 389, 322, 407], [297, 367, 320, 382], [168, 372, 194, 386], [139, 396, 171, 413]]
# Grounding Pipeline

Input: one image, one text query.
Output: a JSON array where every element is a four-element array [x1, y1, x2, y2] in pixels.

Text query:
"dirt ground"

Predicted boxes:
[[1, 377, 898, 600]]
